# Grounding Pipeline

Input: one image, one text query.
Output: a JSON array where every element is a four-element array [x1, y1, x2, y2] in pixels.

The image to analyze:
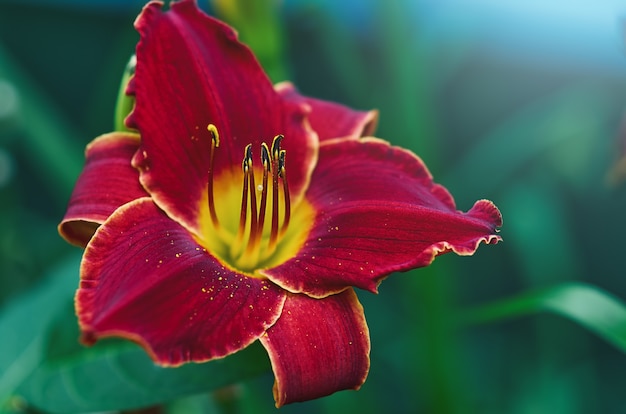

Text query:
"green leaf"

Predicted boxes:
[[0, 254, 80, 413], [462, 282, 626, 352], [3, 253, 270, 413], [20, 339, 271, 413], [2, 238, 269, 413]]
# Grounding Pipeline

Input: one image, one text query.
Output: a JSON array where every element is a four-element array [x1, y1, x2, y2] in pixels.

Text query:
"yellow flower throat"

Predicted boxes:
[[197, 124, 314, 276]]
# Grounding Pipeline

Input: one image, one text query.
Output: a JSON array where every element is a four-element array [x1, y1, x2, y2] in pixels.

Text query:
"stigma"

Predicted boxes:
[[205, 124, 292, 272]]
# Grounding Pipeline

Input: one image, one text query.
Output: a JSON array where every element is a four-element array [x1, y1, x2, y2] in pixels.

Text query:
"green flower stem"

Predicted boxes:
[[373, 1, 440, 165], [210, 0, 290, 83], [364, 3, 458, 409], [374, 0, 460, 405], [0, 43, 83, 207], [408, 263, 467, 414]]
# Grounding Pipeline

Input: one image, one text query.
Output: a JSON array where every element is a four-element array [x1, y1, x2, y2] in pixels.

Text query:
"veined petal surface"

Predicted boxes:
[[276, 82, 378, 141], [59, 132, 147, 247], [127, 0, 317, 236], [260, 288, 370, 407], [264, 138, 502, 297], [77, 197, 286, 366]]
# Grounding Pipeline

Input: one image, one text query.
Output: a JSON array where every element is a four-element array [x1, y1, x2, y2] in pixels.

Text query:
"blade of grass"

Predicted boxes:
[[443, 85, 615, 201]]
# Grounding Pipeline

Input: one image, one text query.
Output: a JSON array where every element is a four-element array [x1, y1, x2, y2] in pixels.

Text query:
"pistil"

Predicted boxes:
[[207, 124, 220, 228]]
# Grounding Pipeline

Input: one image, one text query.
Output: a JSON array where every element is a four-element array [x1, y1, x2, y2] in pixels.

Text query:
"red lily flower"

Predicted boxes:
[[59, 0, 502, 407]]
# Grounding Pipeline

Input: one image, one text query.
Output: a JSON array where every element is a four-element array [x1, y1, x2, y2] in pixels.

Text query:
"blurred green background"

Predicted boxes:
[[1, 0, 626, 413]]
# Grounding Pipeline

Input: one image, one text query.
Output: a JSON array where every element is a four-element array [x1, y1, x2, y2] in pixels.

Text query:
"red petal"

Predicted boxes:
[[77, 197, 286, 366], [127, 0, 317, 236], [276, 82, 378, 141], [264, 138, 502, 297], [259, 288, 370, 407], [58, 132, 147, 247]]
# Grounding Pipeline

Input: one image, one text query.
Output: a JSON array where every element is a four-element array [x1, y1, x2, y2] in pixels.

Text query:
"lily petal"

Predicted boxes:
[[128, 0, 317, 237], [276, 82, 378, 141], [58, 132, 147, 247], [259, 288, 370, 407], [263, 138, 502, 297], [77, 197, 286, 366]]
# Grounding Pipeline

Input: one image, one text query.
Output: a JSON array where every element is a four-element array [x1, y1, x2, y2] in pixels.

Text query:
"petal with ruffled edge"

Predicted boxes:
[[127, 0, 317, 237], [259, 288, 370, 407], [276, 82, 378, 141], [263, 138, 502, 298], [77, 197, 286, 366], [59, 132, 147, 248]]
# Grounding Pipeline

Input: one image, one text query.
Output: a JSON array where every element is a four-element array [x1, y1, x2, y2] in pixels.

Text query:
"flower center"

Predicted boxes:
[[197, 124, 314, 276]]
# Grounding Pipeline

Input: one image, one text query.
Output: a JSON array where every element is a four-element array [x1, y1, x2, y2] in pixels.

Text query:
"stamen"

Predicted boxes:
[[269, 135, 284, 249], [278, 149, 291, 236], [236, 144, 251, 243], [207, 124, 220, 228], [209, 133, 294, 271]]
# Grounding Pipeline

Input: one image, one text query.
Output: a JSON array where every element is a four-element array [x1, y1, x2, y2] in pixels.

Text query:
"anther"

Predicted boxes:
[[277, 149, 286, 177], [207, 124, 220, 228], [271, 135, 283, 161]]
